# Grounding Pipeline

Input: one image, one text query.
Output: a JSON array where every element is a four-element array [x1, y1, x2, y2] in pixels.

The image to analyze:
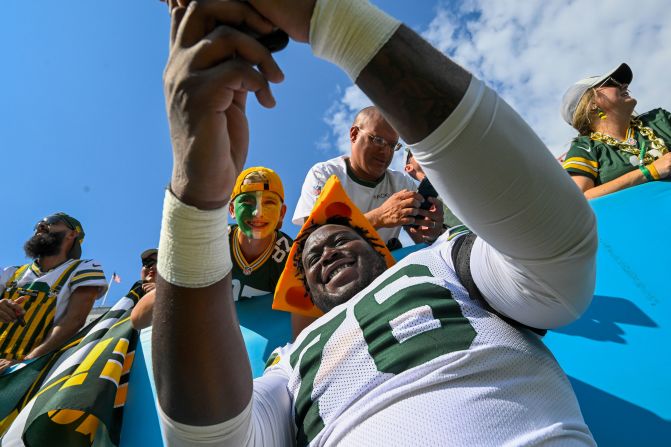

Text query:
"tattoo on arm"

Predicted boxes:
[[356, 25, 472, 144]]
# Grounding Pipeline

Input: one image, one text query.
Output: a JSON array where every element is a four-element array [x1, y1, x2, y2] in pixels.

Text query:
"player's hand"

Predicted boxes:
[[406, 197, 444, 243], [0, 296, 27, 324], [651, 153, 671, 178], [167, 0, 316, 43], [248, 0, 316, 43], [367, 190, 422, 228], [164, 0, 284, 209]]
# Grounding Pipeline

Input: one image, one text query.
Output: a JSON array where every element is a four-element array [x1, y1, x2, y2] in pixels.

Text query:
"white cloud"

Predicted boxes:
[[322, 0, 671, 157]]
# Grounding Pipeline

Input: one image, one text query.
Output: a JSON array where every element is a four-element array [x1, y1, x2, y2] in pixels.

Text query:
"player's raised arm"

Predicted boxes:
[[252, 0, 597, 327], [153, 0, 284, 428]]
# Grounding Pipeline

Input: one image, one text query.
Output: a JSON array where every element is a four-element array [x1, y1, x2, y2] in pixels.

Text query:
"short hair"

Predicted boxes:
[[293, 216, 386, 298]]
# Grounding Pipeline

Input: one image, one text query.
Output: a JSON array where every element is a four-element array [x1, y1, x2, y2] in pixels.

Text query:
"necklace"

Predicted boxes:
[[590, 119, 669, 165], [232, 227, 277, 276]]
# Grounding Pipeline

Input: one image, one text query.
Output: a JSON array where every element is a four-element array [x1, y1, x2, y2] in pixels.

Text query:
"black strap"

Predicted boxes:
[[451, 233, 547, 337]]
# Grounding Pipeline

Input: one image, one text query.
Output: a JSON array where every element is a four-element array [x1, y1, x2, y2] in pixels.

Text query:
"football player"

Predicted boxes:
[[154, 0, 597, 445]]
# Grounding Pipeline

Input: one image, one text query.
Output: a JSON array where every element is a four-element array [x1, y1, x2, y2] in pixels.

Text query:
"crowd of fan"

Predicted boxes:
[[2, 66, 670, 372], [0, 0, 671, 445]]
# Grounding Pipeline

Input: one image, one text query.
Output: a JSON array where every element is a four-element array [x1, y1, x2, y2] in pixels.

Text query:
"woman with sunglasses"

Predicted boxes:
[[561, 63, 671, 199]]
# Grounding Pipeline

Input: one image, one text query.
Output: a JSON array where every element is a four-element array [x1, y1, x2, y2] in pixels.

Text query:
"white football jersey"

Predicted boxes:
[[265, 234, 595, 446]]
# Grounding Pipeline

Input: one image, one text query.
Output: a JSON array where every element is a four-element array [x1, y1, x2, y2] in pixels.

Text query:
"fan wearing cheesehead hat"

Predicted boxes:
[[228, 167, 293, 301], [561, 63, 671, 199], [0, 213, 107, 373]]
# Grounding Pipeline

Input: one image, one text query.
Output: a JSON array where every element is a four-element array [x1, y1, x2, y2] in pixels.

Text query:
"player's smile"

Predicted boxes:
[[302, 224, 387, 312], [321, 256, 357, 287]]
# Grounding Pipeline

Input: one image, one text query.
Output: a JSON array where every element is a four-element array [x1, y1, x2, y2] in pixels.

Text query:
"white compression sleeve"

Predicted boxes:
[[410, 78, 597, 328], [157, 189, 233, 288], [309, 0, 401, 81]]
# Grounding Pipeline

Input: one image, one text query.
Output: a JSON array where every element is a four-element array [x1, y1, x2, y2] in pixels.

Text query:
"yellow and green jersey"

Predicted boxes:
[[0, 259, 107, 360], [563, 108, 671, 184], [228, 225, 293, 301]]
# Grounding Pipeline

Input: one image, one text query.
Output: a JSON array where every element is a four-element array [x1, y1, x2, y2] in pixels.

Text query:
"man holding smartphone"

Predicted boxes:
[[293, 106, 445, 248]]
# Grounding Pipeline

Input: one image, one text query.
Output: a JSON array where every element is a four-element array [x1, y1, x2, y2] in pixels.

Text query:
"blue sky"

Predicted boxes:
[[2, 0, 668, 306]]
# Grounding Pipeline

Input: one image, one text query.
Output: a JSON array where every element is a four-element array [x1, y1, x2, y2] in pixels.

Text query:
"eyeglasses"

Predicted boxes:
[[596, 76, 625, 90], [142, 258, 157, 268], [34, 215, 74, 231], [356, 127, 403, 152]]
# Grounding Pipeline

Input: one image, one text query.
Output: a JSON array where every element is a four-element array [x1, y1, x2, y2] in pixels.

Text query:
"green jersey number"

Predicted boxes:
[[290, 264, 476, 445]]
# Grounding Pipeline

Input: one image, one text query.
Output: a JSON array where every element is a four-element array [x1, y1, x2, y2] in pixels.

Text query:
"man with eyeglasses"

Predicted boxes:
[[0, 213, 107, 373], [293, 106, 445, 248]]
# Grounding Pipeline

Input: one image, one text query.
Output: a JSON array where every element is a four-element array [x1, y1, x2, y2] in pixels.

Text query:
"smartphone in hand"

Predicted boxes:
[[417, 178, 438, 210], [410, 178, 439, 228]]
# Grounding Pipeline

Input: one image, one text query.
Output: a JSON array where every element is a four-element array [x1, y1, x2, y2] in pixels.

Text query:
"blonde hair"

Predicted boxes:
[[571, 89, 597, 136]]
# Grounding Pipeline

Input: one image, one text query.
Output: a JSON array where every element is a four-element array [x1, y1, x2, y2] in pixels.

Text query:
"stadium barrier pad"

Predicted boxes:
[[120, 181, 670, 445]]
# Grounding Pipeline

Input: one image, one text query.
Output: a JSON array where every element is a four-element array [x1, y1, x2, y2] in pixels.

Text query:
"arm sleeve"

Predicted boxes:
[[411, 77, 597, 329], [159, 365, 294, 447], [292, 164, 328, 225], [562, 139, 599, 180], [69, 260, 108, 298]]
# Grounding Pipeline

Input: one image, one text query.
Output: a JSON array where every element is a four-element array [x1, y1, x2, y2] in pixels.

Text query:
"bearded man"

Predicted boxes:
[[0, 213, 107, 373]]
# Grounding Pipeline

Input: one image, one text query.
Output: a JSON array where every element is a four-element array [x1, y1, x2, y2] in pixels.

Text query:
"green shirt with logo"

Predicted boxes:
[[563, 108, 671, 185]]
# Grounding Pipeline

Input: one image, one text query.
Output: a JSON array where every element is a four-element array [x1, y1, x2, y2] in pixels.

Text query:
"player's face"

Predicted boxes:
[[233, 191, 284, 240], [350, 115, 399, 181], [302, 224, 387, 313]]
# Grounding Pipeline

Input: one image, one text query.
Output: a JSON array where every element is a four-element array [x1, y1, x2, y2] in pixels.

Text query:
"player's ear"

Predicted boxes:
[[229, 202, 235, 219]]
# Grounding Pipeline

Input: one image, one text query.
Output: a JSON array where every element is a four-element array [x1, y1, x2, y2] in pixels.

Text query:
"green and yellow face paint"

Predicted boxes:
[[233, 191, 282, 240]]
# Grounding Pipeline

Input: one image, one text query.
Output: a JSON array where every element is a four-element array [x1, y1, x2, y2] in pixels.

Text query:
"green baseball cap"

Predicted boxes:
[[52, 212, 85, 259]]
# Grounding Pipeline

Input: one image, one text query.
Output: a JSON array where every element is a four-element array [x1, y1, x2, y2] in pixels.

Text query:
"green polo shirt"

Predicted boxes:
[[563, 108, 671, 185]]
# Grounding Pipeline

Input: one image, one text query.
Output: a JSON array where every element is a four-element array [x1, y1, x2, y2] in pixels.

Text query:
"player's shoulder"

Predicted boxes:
[[264, 343, 294, 373]]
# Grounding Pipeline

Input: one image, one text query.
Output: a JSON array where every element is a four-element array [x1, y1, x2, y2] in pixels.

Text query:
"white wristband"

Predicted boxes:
[[309, 0, 401, 81], [157, 189, 232, 288]]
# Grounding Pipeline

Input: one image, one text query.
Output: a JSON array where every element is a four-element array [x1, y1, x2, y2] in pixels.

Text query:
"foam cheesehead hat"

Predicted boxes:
[[53, 212, 85, 259], [273, 175, 396, 317], [560, 62, 633, 126], [230, 166, 284, 202]]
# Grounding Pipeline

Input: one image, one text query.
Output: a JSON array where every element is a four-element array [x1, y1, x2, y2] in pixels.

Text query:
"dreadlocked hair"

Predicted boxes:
[[292, 215, 386, 299]]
